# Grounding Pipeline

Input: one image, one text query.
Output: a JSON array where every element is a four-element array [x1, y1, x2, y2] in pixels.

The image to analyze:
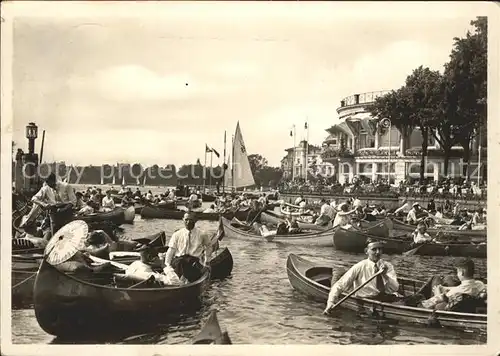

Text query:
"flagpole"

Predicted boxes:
[[292, 125, 296, 181], [222, 131, 227, 193], [203, 146, 207, 193], [305, 119, 309, 183], [209, 151, 213, 190], [231, 134, 235, 191]]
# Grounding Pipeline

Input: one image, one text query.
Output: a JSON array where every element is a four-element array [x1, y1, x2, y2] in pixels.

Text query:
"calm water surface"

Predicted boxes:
[[12, 202, 487, 345]]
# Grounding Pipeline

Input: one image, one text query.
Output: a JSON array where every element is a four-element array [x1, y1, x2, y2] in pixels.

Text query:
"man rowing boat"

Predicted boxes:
[[164, 212, 214, 283], [323, 240, 399, 314]]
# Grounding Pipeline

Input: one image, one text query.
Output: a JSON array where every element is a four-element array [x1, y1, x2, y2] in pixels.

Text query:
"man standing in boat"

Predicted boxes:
[[323, 240, 400, 314], [26, 172, 77, 235], [164, 212, 214, 283]]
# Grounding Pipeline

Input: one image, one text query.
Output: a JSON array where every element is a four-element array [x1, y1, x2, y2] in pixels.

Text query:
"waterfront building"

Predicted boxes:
[[321, 91, 486, 184], [281, 140, 326, 180]]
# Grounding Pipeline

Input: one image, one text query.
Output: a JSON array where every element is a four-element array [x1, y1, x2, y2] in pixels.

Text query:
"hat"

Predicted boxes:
[[412, 203, 420, 208], [366, 240, 385, 249]]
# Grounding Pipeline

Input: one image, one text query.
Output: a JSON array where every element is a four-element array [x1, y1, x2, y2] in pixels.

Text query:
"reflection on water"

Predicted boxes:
[[12, 212, 486, 344]]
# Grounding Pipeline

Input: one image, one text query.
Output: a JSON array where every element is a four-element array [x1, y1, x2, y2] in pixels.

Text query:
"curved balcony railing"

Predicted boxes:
[[320, 147, 354, 160], [339, 90, 392, 108]]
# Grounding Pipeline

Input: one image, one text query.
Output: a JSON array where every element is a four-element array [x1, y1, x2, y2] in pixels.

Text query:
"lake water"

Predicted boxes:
[[12, 203, 487, 345]]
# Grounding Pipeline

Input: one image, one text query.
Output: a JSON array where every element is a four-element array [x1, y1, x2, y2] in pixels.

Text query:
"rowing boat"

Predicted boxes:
[[286, 254, 486, 331], [192, 311, 232, 344], [140, 205, 249, 221], [389, 218, 486, 240], [333, 227, 486, 258], [33, 258, 211, 338], [78, 207, 126, 226], [261, 210, 389, 234]]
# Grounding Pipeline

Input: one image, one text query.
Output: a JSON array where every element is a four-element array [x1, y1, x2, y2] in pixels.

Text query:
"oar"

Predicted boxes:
[[248, 206, 267, 226], [323, 268, 385, 315], [87, 254, 128, 270], [403, 244, 424, 256]]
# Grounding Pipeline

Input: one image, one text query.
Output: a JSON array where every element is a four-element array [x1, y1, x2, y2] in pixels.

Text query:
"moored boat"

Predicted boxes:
[[140, 205, 249, 221], [389, 218, 486, 240], [12, 253, 43, 306], [78, 207, 126, 226], [333, 227, 486, 258], [34, 258, 210, 338], [286, 254, 486, 331], [192, 311, 232, 344]]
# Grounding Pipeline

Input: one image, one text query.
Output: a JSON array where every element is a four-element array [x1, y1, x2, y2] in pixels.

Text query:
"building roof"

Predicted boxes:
[[325, 121, 354, 136]]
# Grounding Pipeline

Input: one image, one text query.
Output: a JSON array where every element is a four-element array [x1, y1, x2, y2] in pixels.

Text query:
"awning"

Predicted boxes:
[[349, 112, 373, 121], [327, 122, 354, 136]]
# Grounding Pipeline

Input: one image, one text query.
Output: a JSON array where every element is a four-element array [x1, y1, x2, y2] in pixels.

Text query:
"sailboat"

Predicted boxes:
[[224, 121, 256, 191]]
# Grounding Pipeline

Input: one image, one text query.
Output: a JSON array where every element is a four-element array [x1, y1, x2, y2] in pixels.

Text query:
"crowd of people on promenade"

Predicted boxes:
[[279, 175, 486, 199]]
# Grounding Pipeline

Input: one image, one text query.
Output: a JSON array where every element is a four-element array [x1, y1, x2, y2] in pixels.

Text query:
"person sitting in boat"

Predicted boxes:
[[101, 190, 116, 212], [258, 194, 268, 206], [427, 199, 436, 214], [76, 195, 95, 216], [411, 223, 436, 246], [203, 204, 217, 213], [125, 244, 181, 286], [188, 191, 200, 209], [316, 199, 334, 226], [81, 230, 115, 260], [332, 203, 357, 229], [246, 200, 262, 224], [118, 185, 127, 195], [121, 191, 134, 207], [163, 212, 214, 283], [294, 195, 304, 206], [25, 173, 77, 233], [167, 189, 176, 201], [298, 199, 307, 215], [434, 206, 444, 219], [406, 203, 425, 225], [286, 218, 301, 234], [324, 240, 400, 314], [418, 258, 486, 312]]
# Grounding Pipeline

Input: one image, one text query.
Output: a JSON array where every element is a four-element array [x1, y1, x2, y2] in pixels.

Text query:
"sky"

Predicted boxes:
[[8, 2, 482, 167]]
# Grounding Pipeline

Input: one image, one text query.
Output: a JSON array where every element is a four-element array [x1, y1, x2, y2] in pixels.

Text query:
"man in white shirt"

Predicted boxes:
[[164, 212, 214, 282], [412, 223, 434, 245], [166, 189, 176, 201], [101, 190, 116, 212], [188, 192, 200, 209], [406, 203, 422, 225], [28, 173, 77, 234], [324, 240, 400, 314], [419, 258, 486, 311], [316, 199, 334, 226]]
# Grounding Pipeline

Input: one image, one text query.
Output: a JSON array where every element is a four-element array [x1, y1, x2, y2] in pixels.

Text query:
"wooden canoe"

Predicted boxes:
[[286, 254, 486, 331], [78, 207, 126, 226], [192, 311, 232, 344], [333, 227, 486, 258], [33, 258, 211, 338], [390, 218, 486, 240], [261, 210, 389, 234], [140, 205, 249, 221]]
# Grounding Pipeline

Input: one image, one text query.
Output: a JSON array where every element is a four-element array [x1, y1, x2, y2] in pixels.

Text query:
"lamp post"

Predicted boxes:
[[380, 118, 392, 184], [24, 122, 39, 195]]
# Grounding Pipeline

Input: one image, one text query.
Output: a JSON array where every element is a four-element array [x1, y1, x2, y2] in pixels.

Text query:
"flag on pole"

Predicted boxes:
[[290, 130, 293, 137], [305, 122, 308, 129], [212, 148, 220, 158], [205, 144, 213, 153]]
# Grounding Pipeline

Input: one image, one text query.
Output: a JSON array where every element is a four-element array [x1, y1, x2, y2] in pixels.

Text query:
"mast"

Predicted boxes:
[[231, 134, 234, 190], [222, 130, 226, 193]]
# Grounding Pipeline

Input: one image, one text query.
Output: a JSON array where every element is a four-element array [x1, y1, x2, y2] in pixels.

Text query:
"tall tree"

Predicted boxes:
[[404, 66, 443, 182], [248, 154, 268, 174], [441, 16, 487, 177]]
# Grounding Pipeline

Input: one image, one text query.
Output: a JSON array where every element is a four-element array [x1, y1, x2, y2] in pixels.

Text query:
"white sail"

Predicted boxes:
[[63, 166, 71, 183], [230, 122, 255, 189], [143, 173, 147, 186], [121, 175, 125, 186]]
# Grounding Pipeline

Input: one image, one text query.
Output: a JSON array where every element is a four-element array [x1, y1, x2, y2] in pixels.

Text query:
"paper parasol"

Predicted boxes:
[[44, 220, 89, 265]]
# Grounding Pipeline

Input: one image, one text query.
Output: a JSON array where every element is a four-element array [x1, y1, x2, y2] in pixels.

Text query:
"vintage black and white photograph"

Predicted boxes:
[[1, 1, 498, 352]]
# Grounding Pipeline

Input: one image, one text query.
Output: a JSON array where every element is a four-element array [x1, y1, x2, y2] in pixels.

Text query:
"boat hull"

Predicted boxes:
[[286, 254, 486, 331], [33, 259, 211, 338], [79, 208, 126, 226], [390, 218, 486, 240], [123, 206, 136, 224], [140, 206, 249, 221], [222, 217, 335, 246]]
